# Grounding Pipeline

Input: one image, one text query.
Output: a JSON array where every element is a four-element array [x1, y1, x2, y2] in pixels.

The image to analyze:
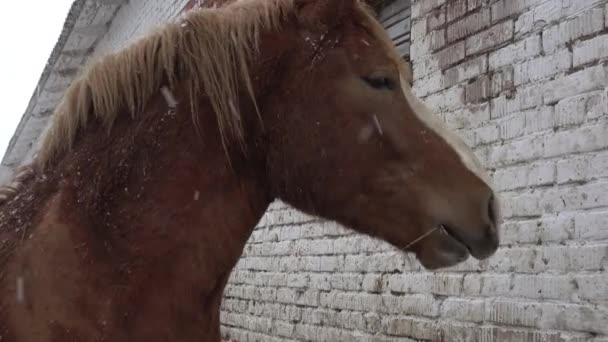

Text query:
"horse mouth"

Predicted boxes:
[[439, 224, 471, 253], [411, 223, 471, 270], [437, 224, 473, 256]]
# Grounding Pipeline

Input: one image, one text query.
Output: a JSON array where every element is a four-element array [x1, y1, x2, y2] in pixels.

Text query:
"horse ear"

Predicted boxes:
[[295, 0, 354, 30]]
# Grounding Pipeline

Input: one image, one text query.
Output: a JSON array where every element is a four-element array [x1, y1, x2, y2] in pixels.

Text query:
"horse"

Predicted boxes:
[[0, 0, 501, 340]]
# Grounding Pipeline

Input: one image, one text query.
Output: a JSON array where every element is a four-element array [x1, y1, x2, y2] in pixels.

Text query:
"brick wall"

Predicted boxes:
[[92, 0, 190, 57], [221, 0, 608, 341]]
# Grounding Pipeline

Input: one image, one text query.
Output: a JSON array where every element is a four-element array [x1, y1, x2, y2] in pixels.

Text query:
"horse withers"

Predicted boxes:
[[0, 0, 500, 340]]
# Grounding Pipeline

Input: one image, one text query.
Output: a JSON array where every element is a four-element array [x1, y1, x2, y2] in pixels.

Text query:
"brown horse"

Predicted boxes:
[[0, 0, 501, 340]]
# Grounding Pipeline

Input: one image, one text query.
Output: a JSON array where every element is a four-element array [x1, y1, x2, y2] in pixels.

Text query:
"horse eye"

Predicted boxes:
[[363, 76, 395, 90]]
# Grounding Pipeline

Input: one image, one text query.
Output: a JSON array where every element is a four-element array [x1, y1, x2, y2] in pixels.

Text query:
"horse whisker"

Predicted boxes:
[[402, 225, 443, 250]]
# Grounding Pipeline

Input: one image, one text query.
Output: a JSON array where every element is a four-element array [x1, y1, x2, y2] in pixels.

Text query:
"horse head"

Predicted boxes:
[[264, 0, 501, 269]]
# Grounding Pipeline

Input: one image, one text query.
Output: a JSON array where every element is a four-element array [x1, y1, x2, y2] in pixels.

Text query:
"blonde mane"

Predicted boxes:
[[38, 0, 295, 168], [0, 0, 389, 207]]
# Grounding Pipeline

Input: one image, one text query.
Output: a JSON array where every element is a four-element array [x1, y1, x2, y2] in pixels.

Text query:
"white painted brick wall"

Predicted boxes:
[[0, 165, 10, 186], [221, 0, 608, 341]]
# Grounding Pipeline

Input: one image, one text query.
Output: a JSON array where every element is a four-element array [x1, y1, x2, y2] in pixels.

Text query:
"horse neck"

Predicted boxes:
[[84, 93, 271, 296], [20, 90, 272, 339]]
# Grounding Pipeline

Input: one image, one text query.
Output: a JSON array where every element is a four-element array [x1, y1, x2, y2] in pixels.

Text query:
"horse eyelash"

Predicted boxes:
[[363, 76, 395, 90]]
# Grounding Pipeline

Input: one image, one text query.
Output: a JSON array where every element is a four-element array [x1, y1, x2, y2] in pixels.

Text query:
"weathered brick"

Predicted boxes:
[[221, 313, 273, 334], [491, 0, 532, 22], [412, 0, 446, 18], [448, 8, 490, 42], [573, 34, 608, 67], [556, 94, 594, 128], [410, 17, 426, 42], [421, 86, 465, 112], [514, 49, 572, 85], [443, 54, 488, 87], [490, 65, 514, 97], [446, 0, 466, 22], [514, 10, 534, 37], [381, 294, 440, 317], [320, 291, 383, 312], [425, 11, 443, 32], [489, 34, 541, 70], [410, 28, 445, 60], [388, 273, 464, 296], [344, 252, 415, 273], [544, 123, 608, 157], [330, 235, 389, 255], [556, 157, 590, 184], [499, 191, 542, 218], [588, 89, 608, 119], [441, 298, 485, 323], [524, 106, 555, 134], [444, 102, 490, 130], [294, 323, 377, 341], [541, 182, 608, 213], [493, 162, 556, 192], [487, 135, 544, 167], [542, 6, 604, 54], [362, 274, 386, 293], [465, 75, 491, 103], [501, 215, 573, 246], [462, 274, 482, 295], [543, 64, 608, 104], [575, 274, 608, 303], [414, 71, 444, 97], [491, 84, 542, 118], [301, 309, 369, 332], [308, 273, 332, 290], [497, 112, 525, 140], [511, 274, 576, 301], [575, 210, 608, 240], [383, 316, 438, 340], [468, 0, 486, 12], [466, 20, 514, 55], [485, 299, 608, 334], [559, 0, 606, 19], [412, 42, 465, 78], [329, 274, 363, 291]]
